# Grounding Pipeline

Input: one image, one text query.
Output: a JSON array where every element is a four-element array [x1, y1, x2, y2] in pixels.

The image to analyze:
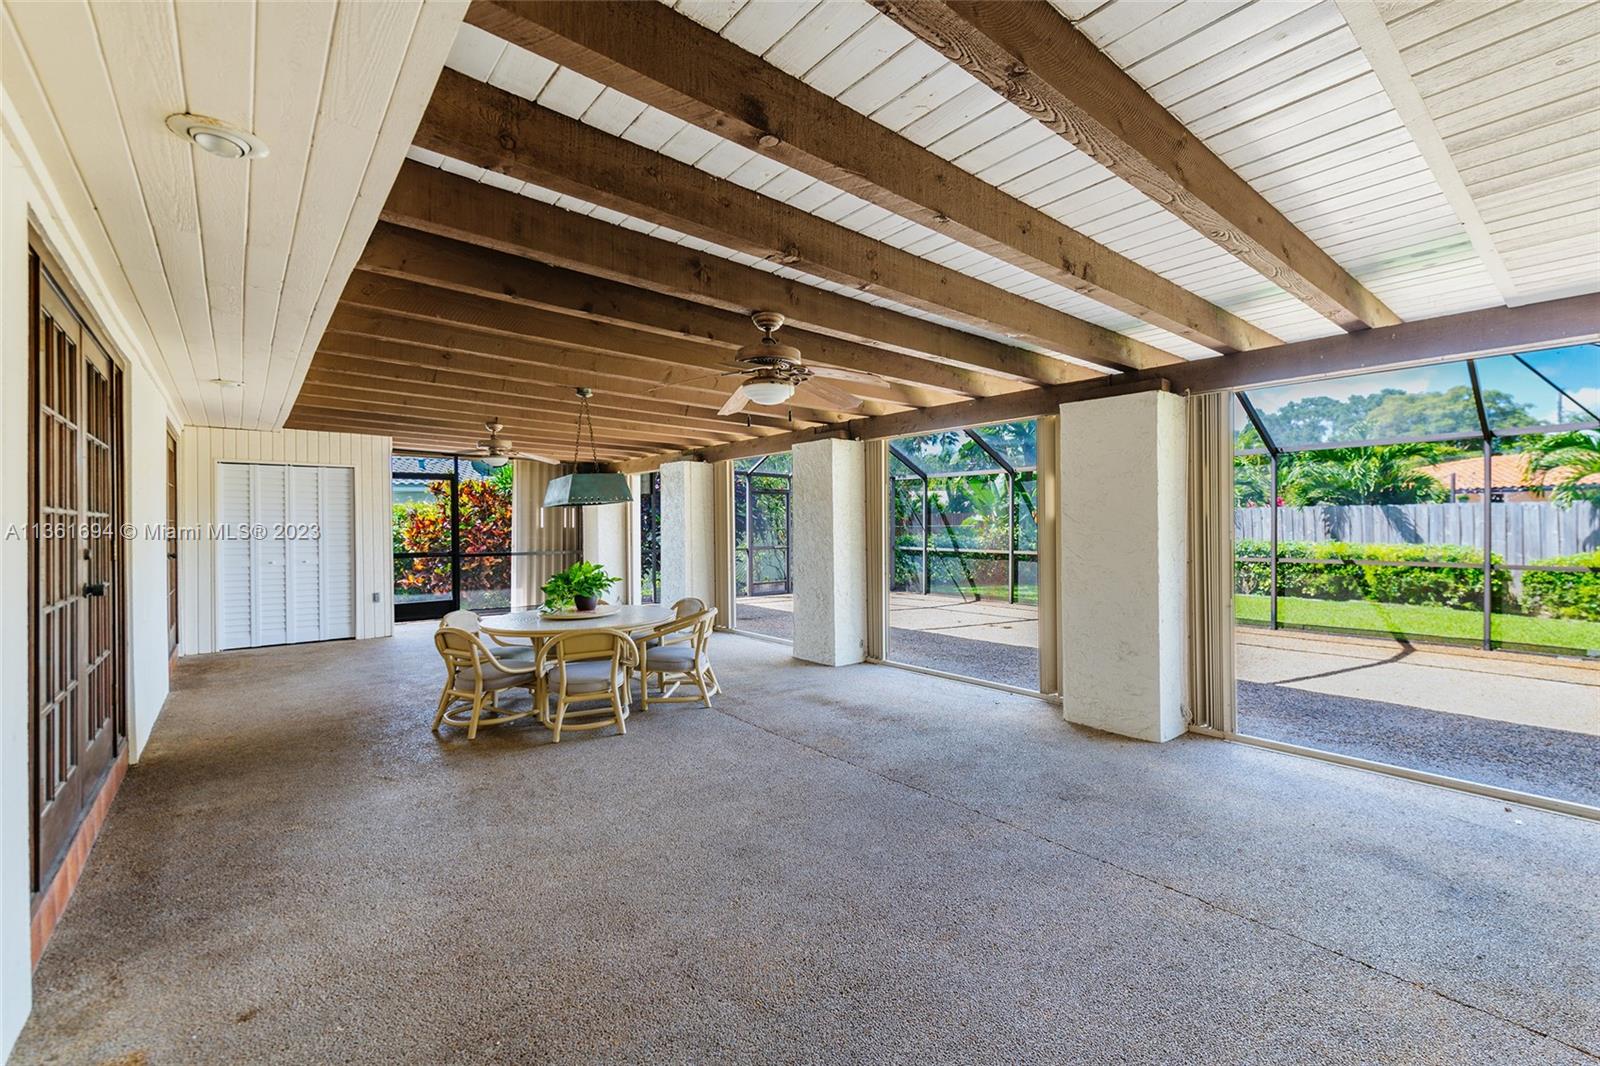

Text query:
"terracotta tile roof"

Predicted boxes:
[[1420, 453, 1600, 493]]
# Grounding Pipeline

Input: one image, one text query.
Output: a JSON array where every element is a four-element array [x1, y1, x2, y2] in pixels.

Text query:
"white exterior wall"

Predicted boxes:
[[792, 438, 868, 667], [177, 428, 393, 656], [1, 111, 180, 1059], [581, 503, 633, 605], [659, 460, 715, 608], [1060, 391, 1188, 742]]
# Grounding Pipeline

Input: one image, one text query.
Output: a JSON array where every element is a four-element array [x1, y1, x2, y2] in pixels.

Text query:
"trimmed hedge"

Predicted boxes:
[[1235, 539, 1509, 610], [1520, 551, 1600, 622]]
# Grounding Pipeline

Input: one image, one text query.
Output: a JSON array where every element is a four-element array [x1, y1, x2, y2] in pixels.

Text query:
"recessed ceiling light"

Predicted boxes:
[[212, 378, 246, 389], [165, 114, 268, 160]]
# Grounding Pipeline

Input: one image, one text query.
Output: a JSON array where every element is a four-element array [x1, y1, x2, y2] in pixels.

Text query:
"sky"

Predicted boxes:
[[1244, 343, 1599, 428]]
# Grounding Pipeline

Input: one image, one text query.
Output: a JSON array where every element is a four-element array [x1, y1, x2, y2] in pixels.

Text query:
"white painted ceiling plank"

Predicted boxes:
[[271, 0, 467, 429], [92, 0, 223, 422], [1, 0, 194, 422], [176, 0, 255, 427], [257, 0, 425, 427]]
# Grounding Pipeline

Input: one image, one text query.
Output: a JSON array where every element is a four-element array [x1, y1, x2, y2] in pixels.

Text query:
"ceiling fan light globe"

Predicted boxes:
[[742, 379, 796, 406], [481, 454, 511, 468]]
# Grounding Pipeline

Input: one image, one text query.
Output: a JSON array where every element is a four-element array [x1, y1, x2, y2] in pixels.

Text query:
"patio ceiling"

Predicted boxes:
[[3, 0, 465, 429], [286, 0, 1600, 463]]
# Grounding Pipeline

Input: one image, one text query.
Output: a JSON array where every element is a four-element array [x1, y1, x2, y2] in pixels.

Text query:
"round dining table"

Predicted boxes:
[[479, 605, 677, 728], [479, 604, 674, 642]]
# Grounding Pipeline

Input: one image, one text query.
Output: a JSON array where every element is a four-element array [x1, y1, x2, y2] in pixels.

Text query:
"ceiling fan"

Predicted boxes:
[[716, 312, 870, 417], [470, 418, 517, 468]]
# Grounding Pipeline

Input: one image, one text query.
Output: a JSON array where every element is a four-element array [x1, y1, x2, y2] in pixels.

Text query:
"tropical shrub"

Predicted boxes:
[[1235, 538, 1508, 610], [1519, 551, 1600, 621]]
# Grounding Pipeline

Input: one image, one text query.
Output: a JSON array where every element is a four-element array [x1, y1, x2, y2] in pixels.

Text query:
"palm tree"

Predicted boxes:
[[1281, 442, 1452, 507], [1520, 430, 1600, 505]]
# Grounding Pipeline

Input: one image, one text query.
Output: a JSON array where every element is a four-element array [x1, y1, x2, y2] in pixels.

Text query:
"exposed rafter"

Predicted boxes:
[[415, 67, 1175, 374], [335, 273, 917, 420], [463, 0, 1279, 354], [380, 163, 1043, 391], [358, 219, 994, 402], [872, 0, 1401, 332]]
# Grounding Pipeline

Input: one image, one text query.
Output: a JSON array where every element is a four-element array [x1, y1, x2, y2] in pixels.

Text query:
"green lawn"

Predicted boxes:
[[1235, 594, 1600, 654]]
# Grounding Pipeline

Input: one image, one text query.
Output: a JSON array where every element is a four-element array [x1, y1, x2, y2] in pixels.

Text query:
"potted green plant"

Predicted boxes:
[[542, 560, 620, 613]]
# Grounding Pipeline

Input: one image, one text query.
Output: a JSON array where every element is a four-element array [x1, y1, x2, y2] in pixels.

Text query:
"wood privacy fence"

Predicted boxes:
[[1234, 502, 1599, 564]]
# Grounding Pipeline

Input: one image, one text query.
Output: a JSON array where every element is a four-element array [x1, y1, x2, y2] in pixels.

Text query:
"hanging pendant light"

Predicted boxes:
[[543, 387, 634, 507]]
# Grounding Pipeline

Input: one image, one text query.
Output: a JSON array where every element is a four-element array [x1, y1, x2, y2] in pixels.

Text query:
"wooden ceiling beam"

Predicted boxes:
[[872, 0, 1400, 332], [285, 410, 656, 460], [289, 418, 647, 462], [293, 387, 734, 449], [359, 219, 985, 403], [321, 324, 812, 419], [336, 272, 913, 419], [301, 360, 786, 438], [381, 162, 1054, 389], [315, 332, 837, 429], [614, 293, 1600, 472], [286, 404, 671, 458], [416, 68, 1168, 375], [467, 0, 1277, 355]]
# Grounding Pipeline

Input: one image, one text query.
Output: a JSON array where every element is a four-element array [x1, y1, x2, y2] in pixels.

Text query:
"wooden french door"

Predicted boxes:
[[29, 252, 126, 894]]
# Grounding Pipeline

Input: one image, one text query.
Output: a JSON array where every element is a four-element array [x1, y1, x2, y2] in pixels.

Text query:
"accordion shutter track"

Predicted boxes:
[[864, 440, 890, 662], [712, 460, 736, 628], [1186, 392, 1237, 733], [1035, 416, 1061, 697]]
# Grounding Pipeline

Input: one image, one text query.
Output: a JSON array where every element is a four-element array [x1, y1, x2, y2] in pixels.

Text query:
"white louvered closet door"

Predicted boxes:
[[217, 463, 355, 650]]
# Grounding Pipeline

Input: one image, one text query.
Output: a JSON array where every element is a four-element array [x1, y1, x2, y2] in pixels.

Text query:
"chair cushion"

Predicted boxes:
[[645, 645, 699, 671], [444, 661, 537, 694], [493, 645, 537, 669], [557, 660, 622, 694]]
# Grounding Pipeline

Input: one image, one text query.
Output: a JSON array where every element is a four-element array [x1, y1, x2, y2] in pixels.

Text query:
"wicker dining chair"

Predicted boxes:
[[535, 628, 639, 743], [639, 608, 719, 710], [439, 609, 536, 666], [432, 626, 540, 739], [645, 596, 707, 650]]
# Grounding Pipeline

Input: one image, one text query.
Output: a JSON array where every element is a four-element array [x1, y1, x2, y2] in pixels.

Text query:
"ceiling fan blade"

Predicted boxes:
[[719, 387, 752, 417], [797, 377, 864, 411], [649, 369, 745, 396], [806, 364, 885, 386]]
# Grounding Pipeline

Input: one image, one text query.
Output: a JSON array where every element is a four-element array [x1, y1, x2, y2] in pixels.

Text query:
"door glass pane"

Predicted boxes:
[[392, 456, 453, 552], [456, 460, 514, 612], [392, 455, 454, 609], [394, 556, 452, 607]]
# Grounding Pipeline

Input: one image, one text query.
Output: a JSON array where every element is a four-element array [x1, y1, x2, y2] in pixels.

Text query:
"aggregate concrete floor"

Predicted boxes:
[[737, 594, 1040, 689], [12, 625, 1600, 1064], [1236, 629, 1600, 806]]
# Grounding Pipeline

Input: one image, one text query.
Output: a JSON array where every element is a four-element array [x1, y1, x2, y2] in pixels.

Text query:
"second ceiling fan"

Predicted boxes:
[[716, 312, 869, 417]]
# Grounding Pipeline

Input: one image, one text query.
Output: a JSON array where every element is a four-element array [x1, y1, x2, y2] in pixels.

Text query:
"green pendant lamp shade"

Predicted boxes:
[[544, 387, 634, 508], [544, 470, 633, 506]]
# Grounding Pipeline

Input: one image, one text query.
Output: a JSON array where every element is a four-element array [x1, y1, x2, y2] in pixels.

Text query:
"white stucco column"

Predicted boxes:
[[581, 503, 632, 604], [1060, 390, 1188, 741], [792, 438, 867, 666], [659, 460, 715, 607]]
